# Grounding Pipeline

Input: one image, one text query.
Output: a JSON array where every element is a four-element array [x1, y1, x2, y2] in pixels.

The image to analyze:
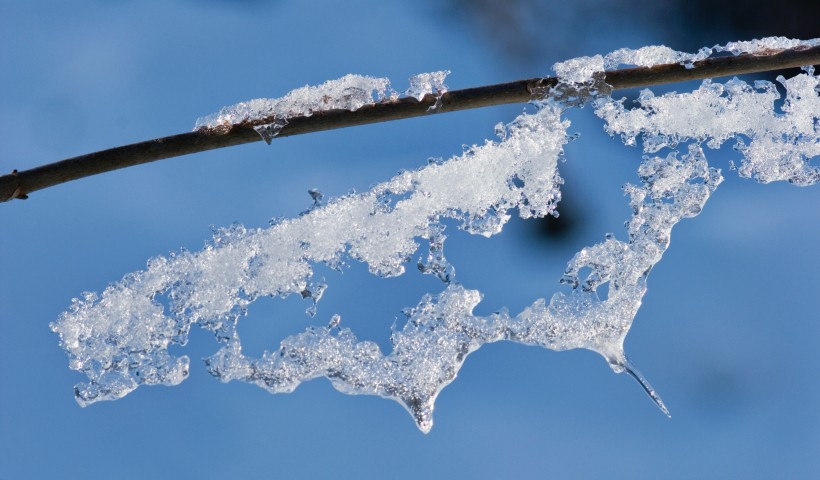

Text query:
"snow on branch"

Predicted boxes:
[[50, 37, 819, 432], [2, 39, 819, 201]]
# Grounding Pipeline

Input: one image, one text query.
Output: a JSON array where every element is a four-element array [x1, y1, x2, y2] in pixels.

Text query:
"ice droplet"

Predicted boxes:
[[301, 281, 327, 318], [417, 225, 455, 283], [253, 119, 288, 144], [308, 188, 324, 208]]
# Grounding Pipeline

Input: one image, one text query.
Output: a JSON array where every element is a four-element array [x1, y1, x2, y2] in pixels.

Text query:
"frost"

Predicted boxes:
[[53, 37, 819, 432]]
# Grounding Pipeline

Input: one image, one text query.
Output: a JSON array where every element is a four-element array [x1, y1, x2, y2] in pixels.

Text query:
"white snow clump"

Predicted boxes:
[[194, 74, 393, 142]]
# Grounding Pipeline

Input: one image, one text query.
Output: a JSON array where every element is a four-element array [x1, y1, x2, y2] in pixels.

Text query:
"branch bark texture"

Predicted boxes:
[[2, 45, 819, 202]]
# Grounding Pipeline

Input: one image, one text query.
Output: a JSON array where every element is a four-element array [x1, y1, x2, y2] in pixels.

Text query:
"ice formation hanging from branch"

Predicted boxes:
[[52, 37, 820, 433], [53, 85, 569, 425]]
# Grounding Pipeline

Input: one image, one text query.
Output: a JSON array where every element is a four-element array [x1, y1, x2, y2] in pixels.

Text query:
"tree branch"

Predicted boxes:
[[2, 44, 819, 203]]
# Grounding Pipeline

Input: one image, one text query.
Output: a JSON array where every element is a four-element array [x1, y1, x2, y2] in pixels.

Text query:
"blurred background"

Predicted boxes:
[[1, 1, 818, 478]]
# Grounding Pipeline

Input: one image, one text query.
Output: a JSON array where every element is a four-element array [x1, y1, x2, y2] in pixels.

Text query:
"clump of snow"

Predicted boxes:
[[595, 73, 820, 185], [604, 45, 712, 69], [54, 37, 820, 432], [194, 74, 393, 142], [555, 36, 819, 185], [195, 70, 454, 143], [552, 55, 605, 85], [717, 36, 820, 56], [405, 70, 450, 101], [554, 37, 820, 83]]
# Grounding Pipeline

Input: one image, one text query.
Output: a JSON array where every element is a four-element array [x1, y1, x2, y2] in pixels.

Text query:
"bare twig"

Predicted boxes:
[[2, 44, 819, 202]]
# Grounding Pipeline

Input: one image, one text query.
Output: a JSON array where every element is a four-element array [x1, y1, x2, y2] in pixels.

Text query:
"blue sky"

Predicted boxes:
[[1, 1, 818, 478]]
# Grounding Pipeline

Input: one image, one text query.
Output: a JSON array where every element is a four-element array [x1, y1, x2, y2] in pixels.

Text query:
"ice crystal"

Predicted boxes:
[[53, 37, 819, 432]]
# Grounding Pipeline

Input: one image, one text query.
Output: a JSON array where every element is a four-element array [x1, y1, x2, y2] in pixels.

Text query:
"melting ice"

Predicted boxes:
[[53, 37, 819, 432]]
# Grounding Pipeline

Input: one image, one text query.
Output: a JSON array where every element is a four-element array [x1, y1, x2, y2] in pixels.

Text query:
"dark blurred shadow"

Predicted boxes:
[[428, 0, 817, 60], [690, 367, 751, 423], [182, 0, 278, 8], [663, 0, 818, 50], [524, 183, 583, 244]]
